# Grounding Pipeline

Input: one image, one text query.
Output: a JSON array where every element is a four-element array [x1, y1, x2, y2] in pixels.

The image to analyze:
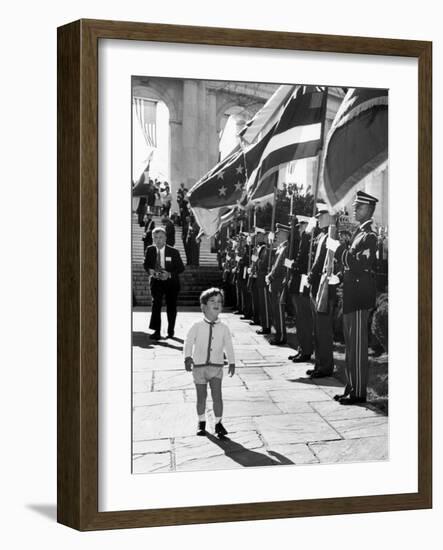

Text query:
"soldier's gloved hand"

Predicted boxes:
[[184, 357, 194, 372], [228, 364, 236, 377]]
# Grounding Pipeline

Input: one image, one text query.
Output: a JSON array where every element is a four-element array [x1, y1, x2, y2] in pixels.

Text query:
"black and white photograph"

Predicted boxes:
[[131, 76, 389, 474]]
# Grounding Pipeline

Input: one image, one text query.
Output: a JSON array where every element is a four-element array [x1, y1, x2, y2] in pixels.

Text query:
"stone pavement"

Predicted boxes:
[[132, 310, 388, 474]]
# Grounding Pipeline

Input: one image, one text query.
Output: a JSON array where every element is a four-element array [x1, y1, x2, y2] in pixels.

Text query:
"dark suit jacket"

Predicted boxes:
[[144, 245, 185, 289]]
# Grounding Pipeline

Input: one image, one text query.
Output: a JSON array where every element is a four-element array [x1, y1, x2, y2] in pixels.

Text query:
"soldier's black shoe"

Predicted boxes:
[[293, 354, 312, 363], [196, 421, 207, 436], [150, 331, 161, 340], [310, 370, 333, 378], [256, 329, 271, 335], [269, 338, 287, 346], [215, 421, 228, 438], [306, 368, 316, 376], [333, 392, 349, 402], [339, 396, 366, 405], [249, 321, 259, 325]]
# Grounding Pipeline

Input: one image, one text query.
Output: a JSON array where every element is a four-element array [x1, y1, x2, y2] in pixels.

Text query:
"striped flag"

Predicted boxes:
[[246, 86, 327, 200], [133, 98, 157, 148], [320, 87, 388, 211], [187, 127, 276, 235]]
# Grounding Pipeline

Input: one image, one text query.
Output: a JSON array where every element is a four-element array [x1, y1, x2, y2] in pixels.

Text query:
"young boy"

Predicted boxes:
[[184, 288, 235, 437]]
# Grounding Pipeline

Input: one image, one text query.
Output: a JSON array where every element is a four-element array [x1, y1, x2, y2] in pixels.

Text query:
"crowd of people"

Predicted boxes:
[[218, 190, 387, 406], [135, 180, 202, 266]]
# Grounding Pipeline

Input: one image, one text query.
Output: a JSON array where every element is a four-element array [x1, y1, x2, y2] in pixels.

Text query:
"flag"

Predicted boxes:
[[133, 98, 157, 148], [320, 87, 388, 211], [132, 98, 157, 182], [246, 86, 327, 201], [187, 128, 275, 235], [238, 84, 297, 144]]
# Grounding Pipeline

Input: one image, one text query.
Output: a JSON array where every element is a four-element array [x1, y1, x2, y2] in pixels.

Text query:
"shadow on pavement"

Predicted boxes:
[[206, 433, 293, 467], [132, 331, 154, 349], [132, 331, 183, 351], [154, 340, 183, 351]]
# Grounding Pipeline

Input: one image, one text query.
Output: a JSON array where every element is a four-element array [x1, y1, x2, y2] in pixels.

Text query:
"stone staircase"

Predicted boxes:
[[132, 215, 223, 306]]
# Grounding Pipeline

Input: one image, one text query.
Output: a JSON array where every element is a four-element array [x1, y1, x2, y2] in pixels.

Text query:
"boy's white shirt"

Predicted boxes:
[[184, 316, 235, 365]]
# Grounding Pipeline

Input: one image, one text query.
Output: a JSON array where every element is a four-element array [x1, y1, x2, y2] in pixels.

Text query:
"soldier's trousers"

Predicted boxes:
[[270, 285, 286, 341], [343, 309, 370, 400], [310, 296, 334, 374], [250, 279, 261, 324], [241, 280, 253, 318], [256, 281, 271, 331], [292, 293, 314, 357]]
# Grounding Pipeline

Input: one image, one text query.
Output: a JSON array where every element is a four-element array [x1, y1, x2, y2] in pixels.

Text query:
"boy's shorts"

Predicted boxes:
[[192, 365, 224, 385]]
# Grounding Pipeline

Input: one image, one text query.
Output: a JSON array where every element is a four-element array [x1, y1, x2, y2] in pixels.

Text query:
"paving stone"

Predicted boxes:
[[218, 388, 282, 417], [310, 436, 389, 463], [133, 390, 185, 407], [269, 388, 331, 404], [133, 371, 153, 393], [152, 371, 196, 391], [256, 413, 341, 445], [133, 403, 197, 439], [221, 416, 258, 434], [329, 417, 389, 439], [133, 439, 171, 454], [133, 452, 172, 474], [310, 400, 386, 421], [264, 443, 319, 465]]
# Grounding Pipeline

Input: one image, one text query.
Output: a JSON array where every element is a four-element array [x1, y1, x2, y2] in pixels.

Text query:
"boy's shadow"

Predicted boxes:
[[205, 433, 293, 467]]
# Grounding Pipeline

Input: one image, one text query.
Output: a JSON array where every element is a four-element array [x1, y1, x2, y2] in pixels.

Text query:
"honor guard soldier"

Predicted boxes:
[[266, 224, 290, 345], [288, 216, 314, 362], [307, 208, 340, 378], [255, 230, 271, 335], [247, 232, 262, 326], [332, 190, 379, 404]]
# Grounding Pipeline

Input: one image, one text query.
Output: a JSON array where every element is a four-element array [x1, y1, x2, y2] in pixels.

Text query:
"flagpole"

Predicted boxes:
[[307, 86, 329, 272], [268, 176, 278, 271]]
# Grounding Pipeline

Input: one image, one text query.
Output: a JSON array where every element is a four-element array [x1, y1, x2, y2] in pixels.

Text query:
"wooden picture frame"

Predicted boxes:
[[57, 19, 432, 530]]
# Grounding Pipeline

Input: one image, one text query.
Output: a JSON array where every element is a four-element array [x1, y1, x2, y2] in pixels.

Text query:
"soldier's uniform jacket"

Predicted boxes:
[[339, 219, 377, 314], [308, 231, 328, 299], [289, 231, 310, 295], [267, 241, 288, 292], [256, 244, 270, 285]]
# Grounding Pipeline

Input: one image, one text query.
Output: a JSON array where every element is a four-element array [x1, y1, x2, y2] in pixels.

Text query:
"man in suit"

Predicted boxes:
[[331, 191, 379, 404], [144, 227, 185, 340]]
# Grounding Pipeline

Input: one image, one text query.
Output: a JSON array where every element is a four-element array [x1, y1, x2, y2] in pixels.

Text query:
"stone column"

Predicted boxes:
[[182, 80, 200, 188], [206, 89, 219, 170], [169, 119, 183, 212]]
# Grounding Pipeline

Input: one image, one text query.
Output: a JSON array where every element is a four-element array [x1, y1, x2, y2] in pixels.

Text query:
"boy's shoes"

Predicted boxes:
[[196, 421, 207, 436], [167, 331, 174, 338], [215, 421, 228, 438]]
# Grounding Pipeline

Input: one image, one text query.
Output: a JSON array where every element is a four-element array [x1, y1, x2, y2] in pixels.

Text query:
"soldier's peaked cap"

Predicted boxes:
[[353, 190, 379, 205], [275, 223, 290, 233]]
